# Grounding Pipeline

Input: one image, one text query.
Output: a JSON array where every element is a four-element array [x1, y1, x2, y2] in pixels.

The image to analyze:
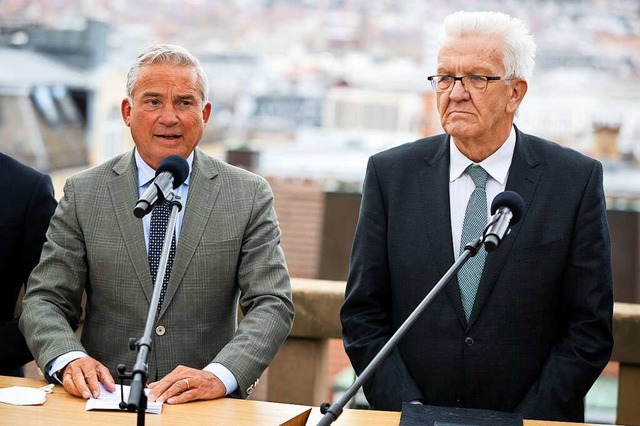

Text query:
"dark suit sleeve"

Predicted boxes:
[[19, 174, 57, 285], [516, 160, 613, 420], [341, 156, 424, 410], [0, 172, 56, 373], [0, 318, 32, 375]]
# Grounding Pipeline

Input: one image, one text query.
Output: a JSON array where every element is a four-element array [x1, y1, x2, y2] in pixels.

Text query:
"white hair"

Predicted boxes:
[[126, 44, 209, 102], [439, 11, 537, 82]]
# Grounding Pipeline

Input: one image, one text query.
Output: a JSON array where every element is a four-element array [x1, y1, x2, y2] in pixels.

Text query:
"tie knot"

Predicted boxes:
[[153, 200, 171, 213], [466, 165, 488, 189]]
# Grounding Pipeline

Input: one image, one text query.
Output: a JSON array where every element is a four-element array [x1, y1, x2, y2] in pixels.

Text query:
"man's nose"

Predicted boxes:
[[448, 78, 469, 100], [158, 106, 179, 125]]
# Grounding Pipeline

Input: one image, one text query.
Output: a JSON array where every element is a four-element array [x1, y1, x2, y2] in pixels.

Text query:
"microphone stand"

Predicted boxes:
[[117, 192, 182, 426], [316, 237, 484, 426]]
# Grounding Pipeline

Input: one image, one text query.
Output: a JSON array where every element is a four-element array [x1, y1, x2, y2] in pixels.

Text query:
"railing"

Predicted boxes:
[[266, 278, 640, 426]]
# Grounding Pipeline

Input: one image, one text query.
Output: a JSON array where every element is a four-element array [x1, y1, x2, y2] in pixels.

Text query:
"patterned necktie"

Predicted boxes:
[[148, 201, 176, 313], [457, 165, 488, 321]]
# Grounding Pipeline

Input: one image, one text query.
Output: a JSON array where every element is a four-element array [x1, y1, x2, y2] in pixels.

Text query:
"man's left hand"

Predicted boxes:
[[147, 365, 226, 404]]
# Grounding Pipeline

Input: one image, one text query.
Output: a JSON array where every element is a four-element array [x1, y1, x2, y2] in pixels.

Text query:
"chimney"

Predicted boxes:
[[592, 122, 620, 160]]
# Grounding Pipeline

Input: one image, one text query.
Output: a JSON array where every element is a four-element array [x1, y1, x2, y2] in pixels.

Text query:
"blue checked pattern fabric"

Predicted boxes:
[[148, 201, 176, 313], [457, 165, 488, 321]]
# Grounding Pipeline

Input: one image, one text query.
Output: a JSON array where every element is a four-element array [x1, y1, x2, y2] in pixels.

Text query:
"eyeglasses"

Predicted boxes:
[[427, 75, 506, 92]]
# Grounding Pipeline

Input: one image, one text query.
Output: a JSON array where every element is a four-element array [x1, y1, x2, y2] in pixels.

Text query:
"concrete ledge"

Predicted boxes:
[[265, 278, 344, 405], [290, 278, 345, 339], [612, 302, 640, 364], [288, 282, 640, 365]]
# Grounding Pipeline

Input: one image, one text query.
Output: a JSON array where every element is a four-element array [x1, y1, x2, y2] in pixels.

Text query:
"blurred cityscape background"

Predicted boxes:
[[1, 0, 639, 423]]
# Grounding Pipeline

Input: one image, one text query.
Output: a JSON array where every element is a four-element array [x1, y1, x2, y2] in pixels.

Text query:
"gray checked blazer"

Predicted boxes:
[[20, 148, 294, 398]]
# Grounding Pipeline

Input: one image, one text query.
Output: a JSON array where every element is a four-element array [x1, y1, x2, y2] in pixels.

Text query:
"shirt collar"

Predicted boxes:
[[449, 126, 516, 185], [135, 149, 194, 188]]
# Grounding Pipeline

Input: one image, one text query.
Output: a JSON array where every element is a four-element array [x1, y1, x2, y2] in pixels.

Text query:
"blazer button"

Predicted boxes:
[[464, 336, 474, 347], [155, 325, 166, 336]]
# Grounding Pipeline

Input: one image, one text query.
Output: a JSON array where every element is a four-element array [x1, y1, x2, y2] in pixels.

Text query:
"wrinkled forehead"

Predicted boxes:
[[437, 35, 505, 73], [132, 63, 201, 96]]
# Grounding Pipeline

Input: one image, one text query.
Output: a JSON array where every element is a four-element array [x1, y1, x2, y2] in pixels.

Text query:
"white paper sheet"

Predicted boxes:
[[85, 383, 162, 414]]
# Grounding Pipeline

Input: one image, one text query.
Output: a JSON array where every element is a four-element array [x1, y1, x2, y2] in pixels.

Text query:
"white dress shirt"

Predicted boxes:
[[449, 127, 516, 257]]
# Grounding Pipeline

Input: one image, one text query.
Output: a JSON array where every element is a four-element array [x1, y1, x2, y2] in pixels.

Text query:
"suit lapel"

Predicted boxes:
[[158, 149, 221, 318], [417, 136, 467, 327], [108, 152, 153, 302], [467, 127, 542, 327]]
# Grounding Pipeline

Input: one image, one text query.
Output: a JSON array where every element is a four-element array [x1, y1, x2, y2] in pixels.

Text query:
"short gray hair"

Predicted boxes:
[[126, 44, 209, 102], [439, 11, 537, 82]]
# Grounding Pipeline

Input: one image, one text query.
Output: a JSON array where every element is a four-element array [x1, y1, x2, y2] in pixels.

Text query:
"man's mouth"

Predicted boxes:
[[447, 111, 473, 119], [156, 134, 181, 140]]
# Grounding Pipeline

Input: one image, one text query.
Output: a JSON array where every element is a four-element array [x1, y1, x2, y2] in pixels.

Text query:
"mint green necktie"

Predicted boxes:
[[457, 165, 488, 320]]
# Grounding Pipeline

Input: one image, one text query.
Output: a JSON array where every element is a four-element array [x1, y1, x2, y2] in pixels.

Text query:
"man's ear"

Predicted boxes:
[[202, 101, 212, 125], [507, 79, 528, 114], [121, 98, 132, 126]]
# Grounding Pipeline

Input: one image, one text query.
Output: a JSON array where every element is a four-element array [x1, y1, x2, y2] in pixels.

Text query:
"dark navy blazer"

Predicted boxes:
[[0, 152, 56, 376], [341, 126, 613, 422]]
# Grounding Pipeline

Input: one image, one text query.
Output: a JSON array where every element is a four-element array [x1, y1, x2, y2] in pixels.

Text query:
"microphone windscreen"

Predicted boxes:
[[156, 155, 190, 188], [490, 191, 525, 225]]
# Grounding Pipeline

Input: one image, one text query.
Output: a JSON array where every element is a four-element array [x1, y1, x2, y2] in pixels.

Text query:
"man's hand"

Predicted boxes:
[[61, 357, 115, 399], [147, 365, 226, 404]]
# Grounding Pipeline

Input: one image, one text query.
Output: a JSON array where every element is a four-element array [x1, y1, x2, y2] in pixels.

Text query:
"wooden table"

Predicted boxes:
[[0, 376, 616, 426]]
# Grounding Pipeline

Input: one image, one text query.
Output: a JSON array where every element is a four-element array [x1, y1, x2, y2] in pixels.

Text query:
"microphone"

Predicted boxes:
[[483, 191, 525, 252], [133, 155, 189, 218]]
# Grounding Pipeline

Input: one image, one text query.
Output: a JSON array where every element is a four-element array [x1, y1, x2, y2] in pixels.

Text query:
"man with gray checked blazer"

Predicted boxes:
[[19, 44, 294, 404]]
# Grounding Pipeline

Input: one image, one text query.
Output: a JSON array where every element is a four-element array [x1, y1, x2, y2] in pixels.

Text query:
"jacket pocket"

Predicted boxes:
[[514, 236, 565, 261]]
